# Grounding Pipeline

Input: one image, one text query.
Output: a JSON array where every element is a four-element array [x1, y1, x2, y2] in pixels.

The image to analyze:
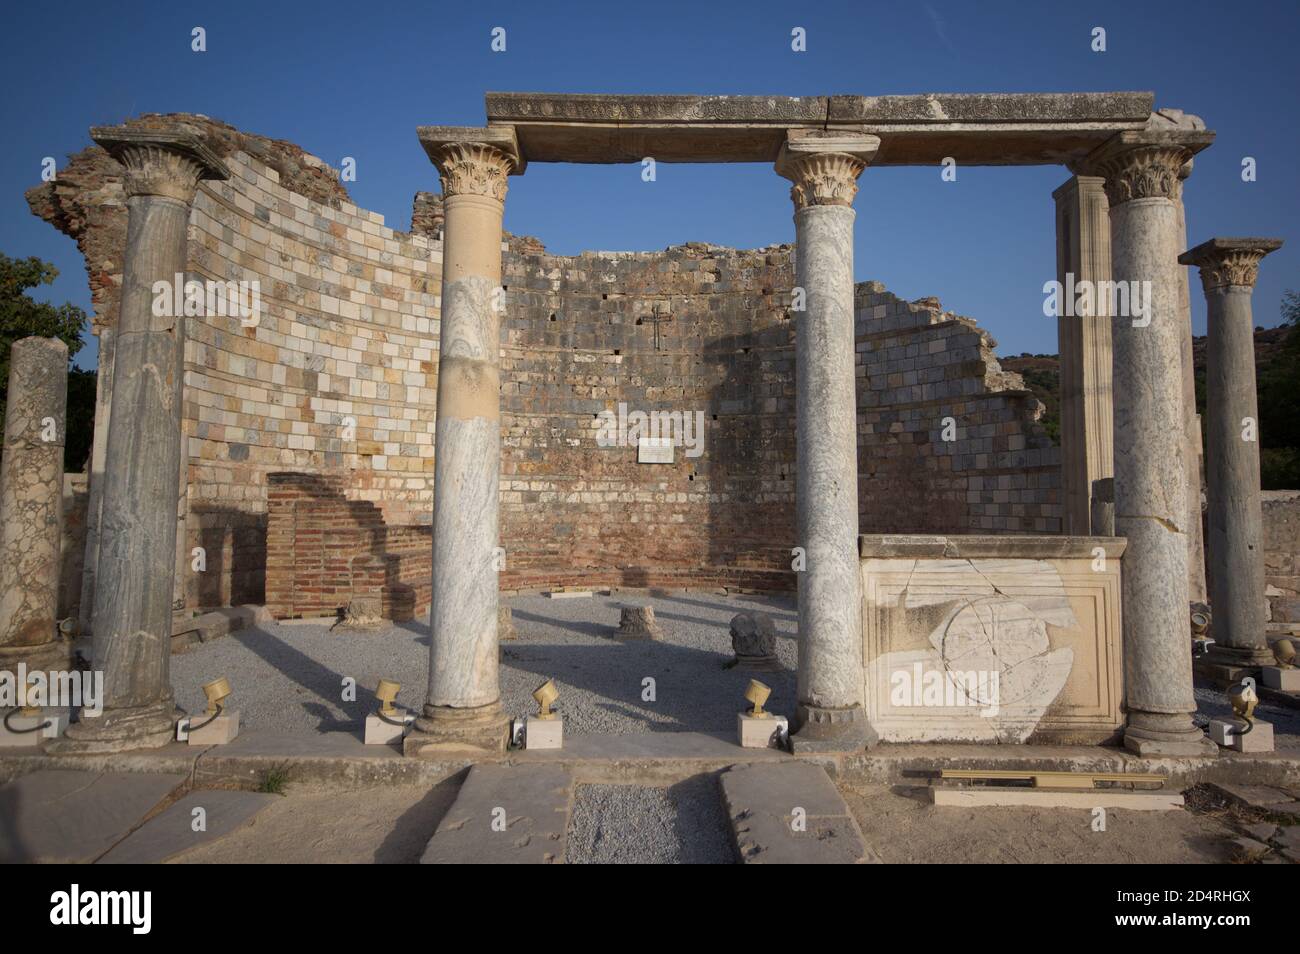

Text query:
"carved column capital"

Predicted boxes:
[[776, 132, 879, 211], [1080, 128, 1213, 209], [91, 126, 229, 203], [430, 142, 516, 201], [417, 126, 523, 203], [1178, 237, 1284, 292]]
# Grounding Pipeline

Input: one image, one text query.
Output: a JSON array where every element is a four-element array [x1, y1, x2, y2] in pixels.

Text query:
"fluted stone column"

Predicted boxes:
[[1175, 163, 1208, 604], [1180, 238, 1284, 672], [52, 128, 227, 753], [1053, 175, 1114, 534], [406, 126, 521, 757], [0, 337, 71, 673], [1086, 127, 1215, 756], [777, 132, 879, 752]]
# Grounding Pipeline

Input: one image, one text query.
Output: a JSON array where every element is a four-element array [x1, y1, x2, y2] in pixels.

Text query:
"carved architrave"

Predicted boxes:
[[432, 143, 515, 202], [779, 152, 866, 210]]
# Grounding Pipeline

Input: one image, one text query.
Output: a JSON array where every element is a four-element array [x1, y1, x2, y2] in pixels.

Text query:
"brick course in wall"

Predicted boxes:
[[31, 115, 1060, 619]]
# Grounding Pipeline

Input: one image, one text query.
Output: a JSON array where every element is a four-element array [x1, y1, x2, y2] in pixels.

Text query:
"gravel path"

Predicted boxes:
[[566, 777, 736, 864], [170, 591, 798, 738]]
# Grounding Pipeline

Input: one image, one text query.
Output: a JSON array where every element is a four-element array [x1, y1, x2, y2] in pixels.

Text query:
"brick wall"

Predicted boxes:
[[32, 114, 1060, 617]]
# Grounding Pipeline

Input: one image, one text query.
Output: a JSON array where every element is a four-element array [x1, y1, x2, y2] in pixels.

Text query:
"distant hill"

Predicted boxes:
[[1001, 324, 1300, 489]]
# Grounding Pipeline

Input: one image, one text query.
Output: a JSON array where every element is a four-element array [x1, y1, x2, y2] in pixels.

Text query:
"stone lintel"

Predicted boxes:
[[416, 125, 525, 174], [484, 90, 1160, 166], [89, 125, 229, 181], [858, 533, 1128, 561]]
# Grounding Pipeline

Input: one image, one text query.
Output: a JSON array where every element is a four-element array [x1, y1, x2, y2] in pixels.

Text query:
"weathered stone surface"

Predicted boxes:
[[0, 769, 186, 863], [729, 611, 777, 667], [97, 789, 276, 863], [498, 604, 516, 641], [0, 337, 70, 668], [617, 604, 661, 640], [719, 762, 877, 864], [420, 764, 571, 863]]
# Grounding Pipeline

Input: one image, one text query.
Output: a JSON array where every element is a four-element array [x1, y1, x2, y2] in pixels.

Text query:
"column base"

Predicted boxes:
[[790, 703, 877, 753], [45, 699, 176, 754], [0, 639, 75, 675], [1122, 711, 1217, 758], [404, 701, 508, 757], [1203, 643, 1276, 671]]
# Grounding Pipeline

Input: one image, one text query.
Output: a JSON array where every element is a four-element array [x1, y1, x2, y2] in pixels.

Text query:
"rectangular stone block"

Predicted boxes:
[[0, 707, 71, 746], [185, 710, 240, 745], [1261, 667, 1300, 691], [737, 712, 787, 748], [364, 709, 412, 744], [860, 534, 1125, 744], [525, 716, 563, 750], [1209, 718, 1274, 753]]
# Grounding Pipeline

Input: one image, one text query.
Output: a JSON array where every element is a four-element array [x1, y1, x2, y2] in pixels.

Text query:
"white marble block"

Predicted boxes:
[[365, 708, 413, 744], [525, 716, 563, 750], [1261, 667, 1300, 691], [1209, 718, 1273, 753], [737, 713, 788, 748], [184, 710, 240, 745]]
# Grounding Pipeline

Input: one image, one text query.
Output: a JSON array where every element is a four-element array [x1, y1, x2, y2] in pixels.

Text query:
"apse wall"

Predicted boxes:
[[30, 114, 1061, 615]]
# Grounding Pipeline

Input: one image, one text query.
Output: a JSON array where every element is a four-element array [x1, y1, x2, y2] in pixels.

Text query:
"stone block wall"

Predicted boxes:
[[1263, 490, 1300, 632], [31, 114, 1060, 618]]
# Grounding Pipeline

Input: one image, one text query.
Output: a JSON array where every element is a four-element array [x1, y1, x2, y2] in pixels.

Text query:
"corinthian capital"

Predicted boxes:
[[91, 126, 229, 202], [1178, 237, 1284, 293], [1079, 127, 1213, 208], [776, 132, 879, 210], [417, 125, 523, 202]]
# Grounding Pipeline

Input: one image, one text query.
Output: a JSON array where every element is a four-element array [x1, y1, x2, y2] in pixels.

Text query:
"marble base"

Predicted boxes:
[[46, 701, 176, 754], [525, 716, 563, 750], [1261, 667, 1300, 691], [365, 708, 414, 745], [0, 707, 71, 746], [185, 710, 240, 746], [1122, 731, 1218, 758], [405, 701, 508, 756], [737, 712, 787, 748], [790, 703, 877, 753], [1209, 718, 1274, 753], [0, 640, 74, 674]]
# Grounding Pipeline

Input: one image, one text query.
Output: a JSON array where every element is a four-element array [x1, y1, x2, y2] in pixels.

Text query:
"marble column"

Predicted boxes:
[[51, 127, 227, 753], [1086, 128, 1215, 756], [0, 336, 71, 673], [1053, 175, 1114, 534], [1174, 164, 1208, 604], [405, 126, 522, 756], [1180, 237, 1284, 671], [777, 132, 879, 752]]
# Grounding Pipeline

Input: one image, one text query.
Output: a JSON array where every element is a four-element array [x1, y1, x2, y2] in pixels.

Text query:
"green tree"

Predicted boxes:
[[0, 252, 94, 470], [1258, 289, 1300, 488]]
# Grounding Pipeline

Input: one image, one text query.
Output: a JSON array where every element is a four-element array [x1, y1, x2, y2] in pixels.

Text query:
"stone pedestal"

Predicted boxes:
[[0, 707, 72, 746], [777, 132, 880, 753], [49, 128, 228, 755], [365, 708, 413, 745], [1180, 238, 1284, 672], [1209, 718, 1273, 753], [524, 715, 563, 750], [617, 604, 661, 639], [728, 611, 780, 670], [1261, 667, 1300, 691], [184, 710, 240, 746], [0, 336, 71, 674], [737, 713, 788, 748], [1085, 128, 1216, 757], [498, 605, 516, 641], [1053, 176, 1114, 535], [406, 127, 522, 757]]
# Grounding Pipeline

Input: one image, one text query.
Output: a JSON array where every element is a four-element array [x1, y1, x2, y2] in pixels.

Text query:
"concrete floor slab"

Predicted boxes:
[[98, 789, 279, 863], [421, 764, 572, 864], [0, 769, 186, 863]]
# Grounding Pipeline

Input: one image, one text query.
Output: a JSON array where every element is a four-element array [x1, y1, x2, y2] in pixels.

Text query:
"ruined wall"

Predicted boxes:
[[31, 115, 1060, 616], [1263, 490, 1300, 634]]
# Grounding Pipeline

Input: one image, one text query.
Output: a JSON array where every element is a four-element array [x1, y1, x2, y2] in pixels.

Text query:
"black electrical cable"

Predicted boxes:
[[3, 708, 51, 734]]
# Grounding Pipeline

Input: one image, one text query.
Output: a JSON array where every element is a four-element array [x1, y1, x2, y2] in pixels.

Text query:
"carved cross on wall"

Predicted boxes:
[[639, 302, 674, 351]]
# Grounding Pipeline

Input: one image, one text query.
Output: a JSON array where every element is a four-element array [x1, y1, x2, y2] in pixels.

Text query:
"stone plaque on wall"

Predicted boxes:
[[859, 534, 1125, 744], [638, 437, 673, 464]]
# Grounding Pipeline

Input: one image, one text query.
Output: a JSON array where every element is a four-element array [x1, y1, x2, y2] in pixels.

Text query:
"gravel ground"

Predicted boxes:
[[170, 591, 798, 738], [566, 777, 737, 864]]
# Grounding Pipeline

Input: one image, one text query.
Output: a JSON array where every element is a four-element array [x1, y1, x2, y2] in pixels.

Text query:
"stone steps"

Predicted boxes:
[[420, 764, 572, 864]]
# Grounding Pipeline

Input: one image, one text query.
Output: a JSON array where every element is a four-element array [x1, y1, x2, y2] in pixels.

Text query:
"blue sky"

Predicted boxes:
[[2, 0, 1297, 370]]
